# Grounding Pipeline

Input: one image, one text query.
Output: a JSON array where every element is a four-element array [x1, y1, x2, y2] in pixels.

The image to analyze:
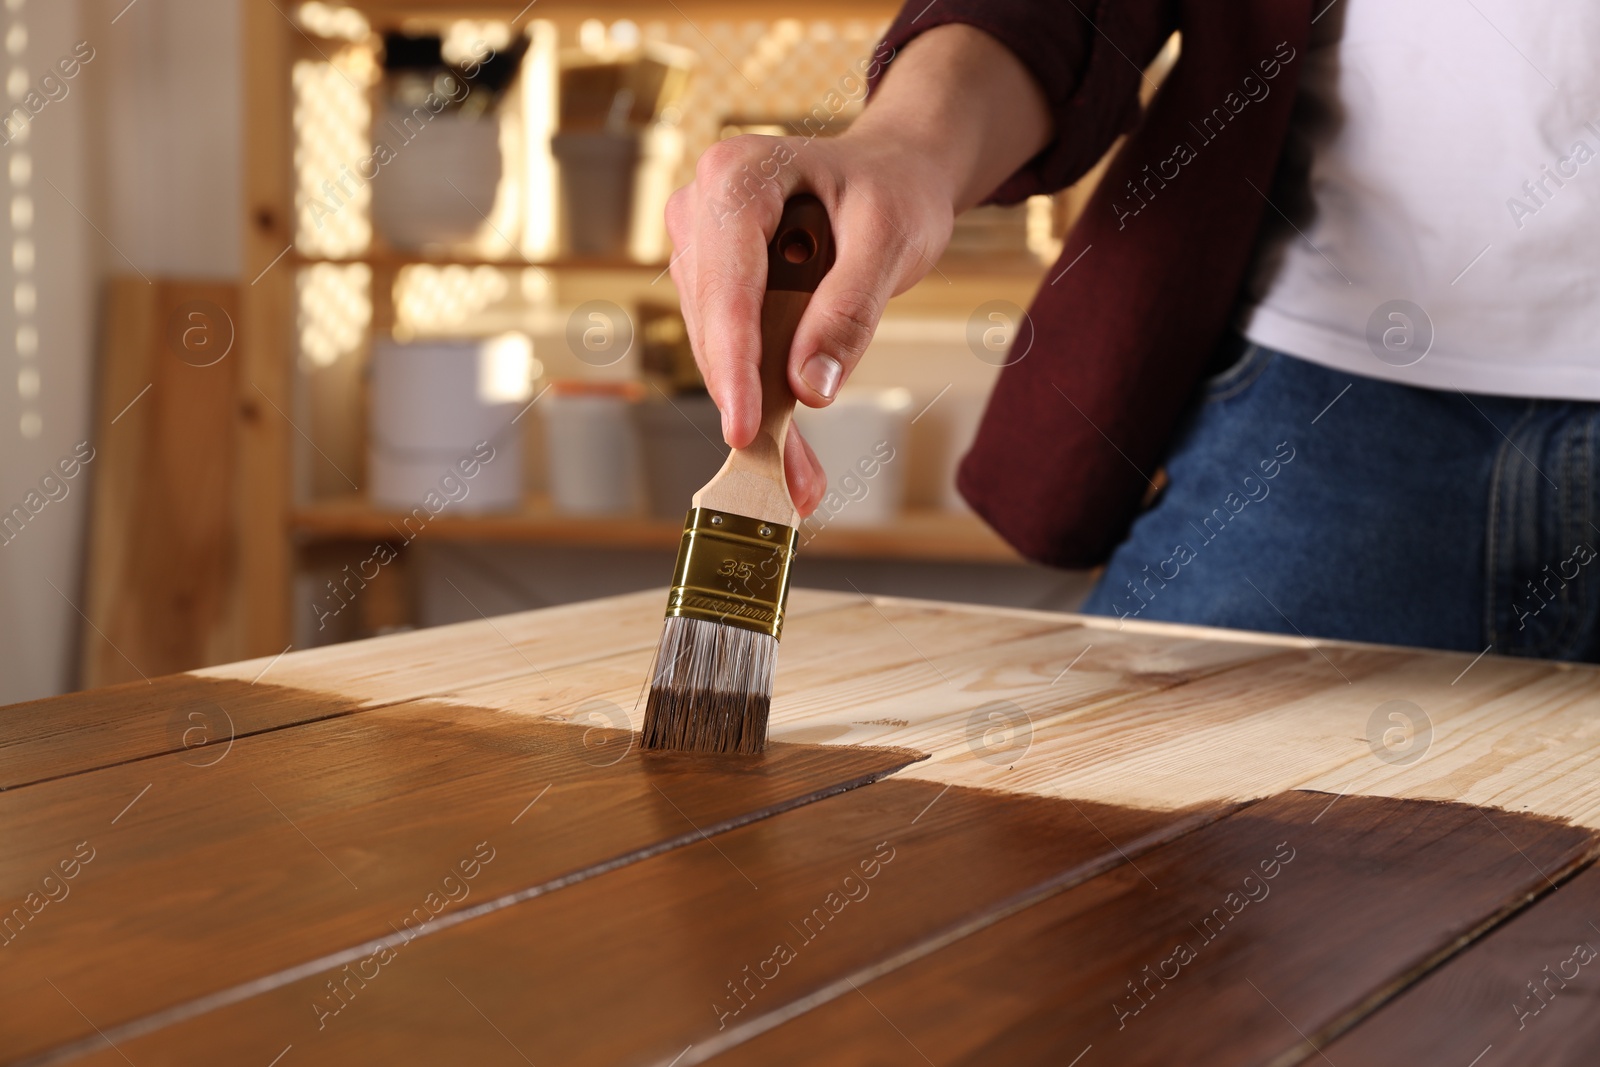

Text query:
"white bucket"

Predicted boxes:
[[792, 388, 913, 527], [541, 383, 643, 515]]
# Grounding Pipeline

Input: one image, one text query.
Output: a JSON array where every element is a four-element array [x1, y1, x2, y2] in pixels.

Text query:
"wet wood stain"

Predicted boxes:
[[713, 791, 1597, 1067], [39, 779, 1222, 1067], [1328, 860, 1600, 1065], [0, 689, 918, 1065]]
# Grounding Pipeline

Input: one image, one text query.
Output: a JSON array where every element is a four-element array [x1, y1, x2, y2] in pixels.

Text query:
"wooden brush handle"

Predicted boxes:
[[692, 195, 835, 527]]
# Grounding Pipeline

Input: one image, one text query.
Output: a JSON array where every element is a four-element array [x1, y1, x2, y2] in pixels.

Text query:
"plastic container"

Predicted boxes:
[[550, 123, 682, 260], [792, 388, 914, 527], [631, 393, 727, 519], [368, 337, 525, 513], [540, 381, 644, 515]]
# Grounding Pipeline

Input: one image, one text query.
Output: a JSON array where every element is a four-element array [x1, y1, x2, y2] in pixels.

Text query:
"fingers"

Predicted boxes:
[[689, 137, 805, 448], [784, 421, 827, 517], [786, 184, 927, 409]]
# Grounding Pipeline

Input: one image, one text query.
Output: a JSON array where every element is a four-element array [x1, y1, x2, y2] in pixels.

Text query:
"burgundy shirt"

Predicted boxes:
[[874, 0, 1313, 566]]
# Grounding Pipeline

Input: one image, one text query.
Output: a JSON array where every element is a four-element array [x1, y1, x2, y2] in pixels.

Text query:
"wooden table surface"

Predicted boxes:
[[3, 588, 1598, 1066]]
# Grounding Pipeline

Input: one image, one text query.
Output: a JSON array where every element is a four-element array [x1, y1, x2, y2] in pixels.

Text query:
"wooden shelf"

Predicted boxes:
[[341, 0, 902, 18], [290, 495, 1022, 564], [292, 252, 669, 273], [292, 251, 1051, 281]]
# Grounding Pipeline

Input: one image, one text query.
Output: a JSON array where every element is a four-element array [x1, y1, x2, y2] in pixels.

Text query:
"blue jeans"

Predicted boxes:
[[1079, 340, 1600, 662]]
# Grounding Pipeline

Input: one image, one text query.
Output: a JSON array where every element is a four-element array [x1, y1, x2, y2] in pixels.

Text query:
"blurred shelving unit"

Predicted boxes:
[[291, 494, 1020, 561], [239, 0, 1073, 654]]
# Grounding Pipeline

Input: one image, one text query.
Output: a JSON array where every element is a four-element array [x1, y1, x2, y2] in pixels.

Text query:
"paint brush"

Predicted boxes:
[[641, 194, 835, 754]]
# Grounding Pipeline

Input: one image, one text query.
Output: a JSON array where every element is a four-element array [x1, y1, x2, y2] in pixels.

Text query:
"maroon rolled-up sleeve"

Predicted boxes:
[[870, 0, 1178, 203]]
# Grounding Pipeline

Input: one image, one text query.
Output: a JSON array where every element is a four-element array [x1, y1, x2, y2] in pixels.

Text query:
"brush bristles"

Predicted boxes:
[[641, 616, 777, 754]]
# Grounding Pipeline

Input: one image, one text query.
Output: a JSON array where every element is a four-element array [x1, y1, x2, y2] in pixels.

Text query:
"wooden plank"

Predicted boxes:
[[2, 586, 1280, 793], [1295, 659, 1600, 828], [193, 587, 851, 696], [290, 495, 1021, 563], [80, 278, 240, 687], [0, 706, 917, 1064], [452, 604, 1282, 756], [708, 791, 1598, 1067], [1327, 862, 1600, 1066], [42, 780, 1229, 1067], [14, 591, 1583, 1063], [0, 589, 853, 790], [19, 637, 1387, 1064], [236, 0, 297, 656], [339, 0, 902, 21], [897, 643, 1557, 805]]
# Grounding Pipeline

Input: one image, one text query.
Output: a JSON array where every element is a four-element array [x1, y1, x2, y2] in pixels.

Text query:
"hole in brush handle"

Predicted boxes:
[[779, 229, 816, 264], [766, 194, 834, 294]]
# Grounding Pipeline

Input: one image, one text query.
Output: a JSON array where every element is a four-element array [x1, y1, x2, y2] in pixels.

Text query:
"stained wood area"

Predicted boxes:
[[0, 702, 916, 1064], [52, 781, 1230, 1066], [6, 590, 1600, 1064], [715, 791, 1598, 1067], [1327, 861, 1600, 1065]]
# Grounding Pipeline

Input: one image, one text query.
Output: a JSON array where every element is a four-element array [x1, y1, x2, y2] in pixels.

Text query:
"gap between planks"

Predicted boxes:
[[1263, 836, 1600, 1067], [7, 746, 925, 1067]]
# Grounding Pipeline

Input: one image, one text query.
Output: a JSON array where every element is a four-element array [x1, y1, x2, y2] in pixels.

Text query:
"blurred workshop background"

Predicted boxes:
[[0, 0, 1171, 703]]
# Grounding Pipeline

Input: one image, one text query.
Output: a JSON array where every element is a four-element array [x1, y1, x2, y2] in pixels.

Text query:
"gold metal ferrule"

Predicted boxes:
[[664, 508, 798, 639]]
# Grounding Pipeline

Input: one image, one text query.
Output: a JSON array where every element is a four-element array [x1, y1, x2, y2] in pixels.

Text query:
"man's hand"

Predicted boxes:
[[664, 24, 1051, 515]]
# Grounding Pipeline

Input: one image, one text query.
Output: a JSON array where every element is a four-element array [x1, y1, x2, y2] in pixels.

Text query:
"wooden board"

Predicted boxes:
[[45, 781, 1228, 1067], [80, 277, 241, 687], [1328, 861, 1600, 1065], [291, 496, 1021, 563], [711, 791, 1598, 1066], [237, 0, 297, 656], [0, 707, 916, 1064], [11, 590, 1600, 1065], [3, 587, 1284, 795], [0, 589, 852, 789]]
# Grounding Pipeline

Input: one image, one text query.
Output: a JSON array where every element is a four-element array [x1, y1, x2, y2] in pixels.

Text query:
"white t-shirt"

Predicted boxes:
[[1236, 0, 1600, 399]]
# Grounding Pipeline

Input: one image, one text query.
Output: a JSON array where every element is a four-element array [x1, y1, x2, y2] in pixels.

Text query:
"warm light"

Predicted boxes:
[[395, 264, 508, 333], [578, 19, 607, 54], [292, 58, 371, 256], [443, 20, 511, 64], [478, 332, 535, 404], [296, 2, 370, 42], [297, 263, 371, 368]]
